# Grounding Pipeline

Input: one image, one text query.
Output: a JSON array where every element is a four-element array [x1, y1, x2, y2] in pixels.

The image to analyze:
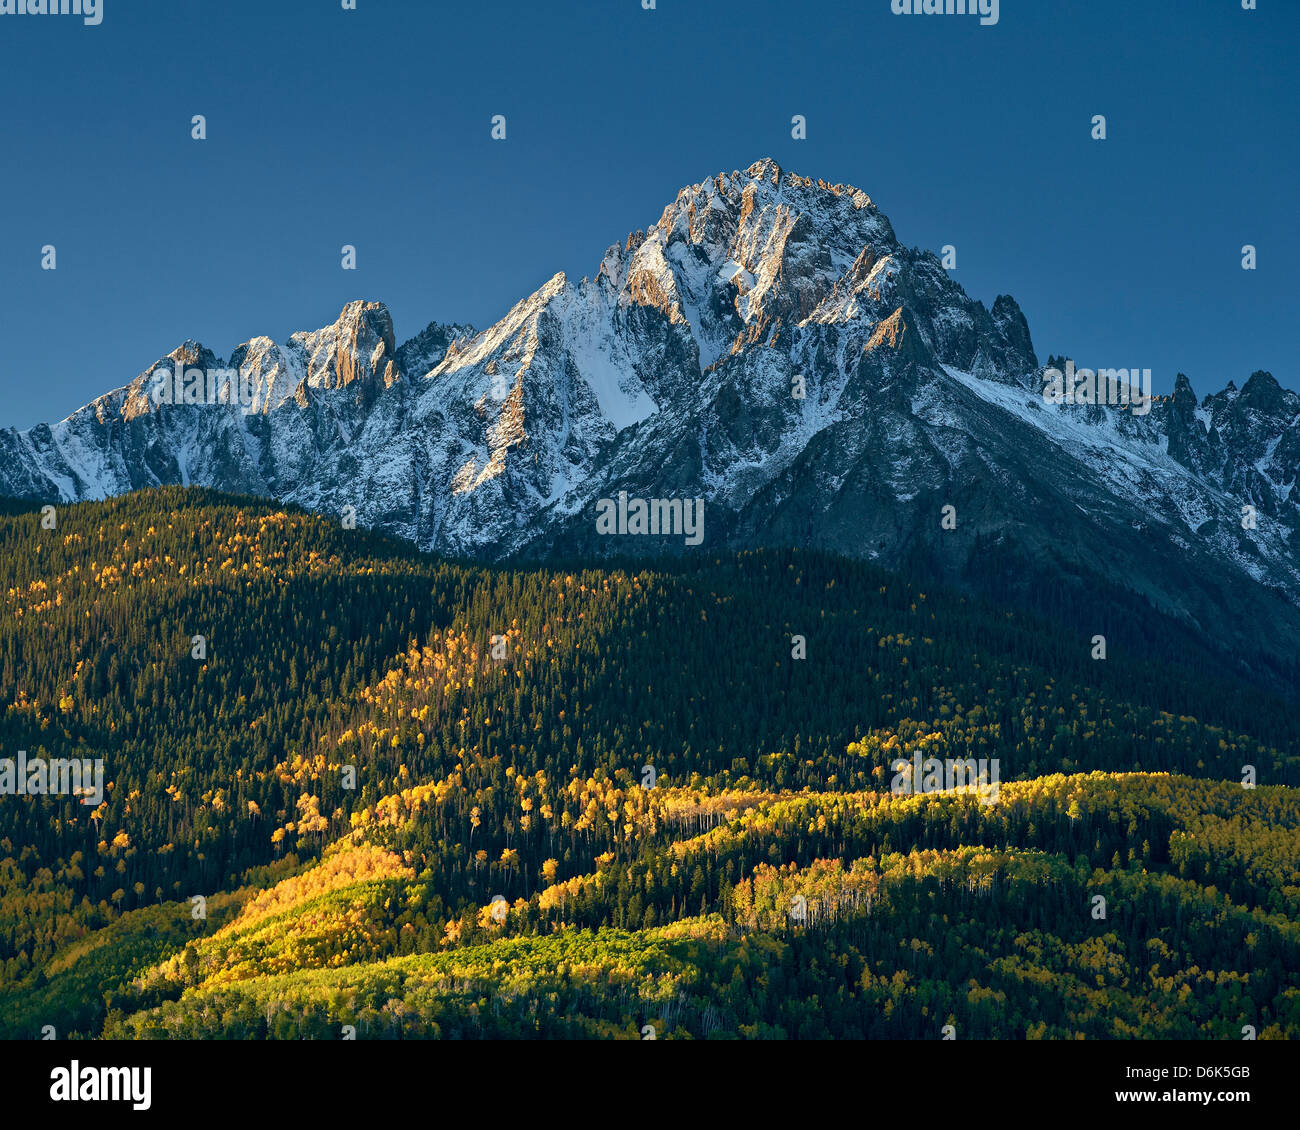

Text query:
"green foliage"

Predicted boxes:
[[1, 488, 1296, 1038]]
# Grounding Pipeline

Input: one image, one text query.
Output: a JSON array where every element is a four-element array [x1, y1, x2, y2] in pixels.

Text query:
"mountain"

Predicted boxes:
[[2, 158, 1297, 675]]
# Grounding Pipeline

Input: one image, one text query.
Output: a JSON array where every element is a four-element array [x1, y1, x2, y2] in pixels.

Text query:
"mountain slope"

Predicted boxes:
[[1, 492, 1297, 1040]]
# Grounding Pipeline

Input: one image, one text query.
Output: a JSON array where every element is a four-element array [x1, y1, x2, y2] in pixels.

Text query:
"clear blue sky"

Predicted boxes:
[[1, 0, 1296, 428]]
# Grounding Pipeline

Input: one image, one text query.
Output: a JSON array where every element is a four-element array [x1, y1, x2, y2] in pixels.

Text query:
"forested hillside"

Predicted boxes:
[[1, 488, 1296, 1039]]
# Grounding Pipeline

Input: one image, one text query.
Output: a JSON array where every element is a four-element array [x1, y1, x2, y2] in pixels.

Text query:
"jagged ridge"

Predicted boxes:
[[1, 158, 1297, 673]]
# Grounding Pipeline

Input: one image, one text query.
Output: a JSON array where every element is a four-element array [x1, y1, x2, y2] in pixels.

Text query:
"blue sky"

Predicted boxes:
[[1, 0, 1296, 428]]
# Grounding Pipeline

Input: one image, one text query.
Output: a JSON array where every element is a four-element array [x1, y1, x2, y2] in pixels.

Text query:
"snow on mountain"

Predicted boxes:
[[1, 158, 1297, 668]]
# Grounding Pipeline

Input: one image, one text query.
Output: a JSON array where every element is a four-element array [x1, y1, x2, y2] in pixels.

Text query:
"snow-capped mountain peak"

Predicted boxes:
[[1, 160, 1296, 668]]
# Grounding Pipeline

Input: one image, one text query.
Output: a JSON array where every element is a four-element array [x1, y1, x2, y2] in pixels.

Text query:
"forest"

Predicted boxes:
[[0, 487, 1296, 1039]]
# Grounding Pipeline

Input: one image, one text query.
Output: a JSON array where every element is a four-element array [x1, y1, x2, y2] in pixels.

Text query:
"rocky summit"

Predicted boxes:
[[1, 159, 1297, 672]]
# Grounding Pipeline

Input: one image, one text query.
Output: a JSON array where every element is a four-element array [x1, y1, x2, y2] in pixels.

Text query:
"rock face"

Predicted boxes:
[[2, 159, 1298, 670]]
